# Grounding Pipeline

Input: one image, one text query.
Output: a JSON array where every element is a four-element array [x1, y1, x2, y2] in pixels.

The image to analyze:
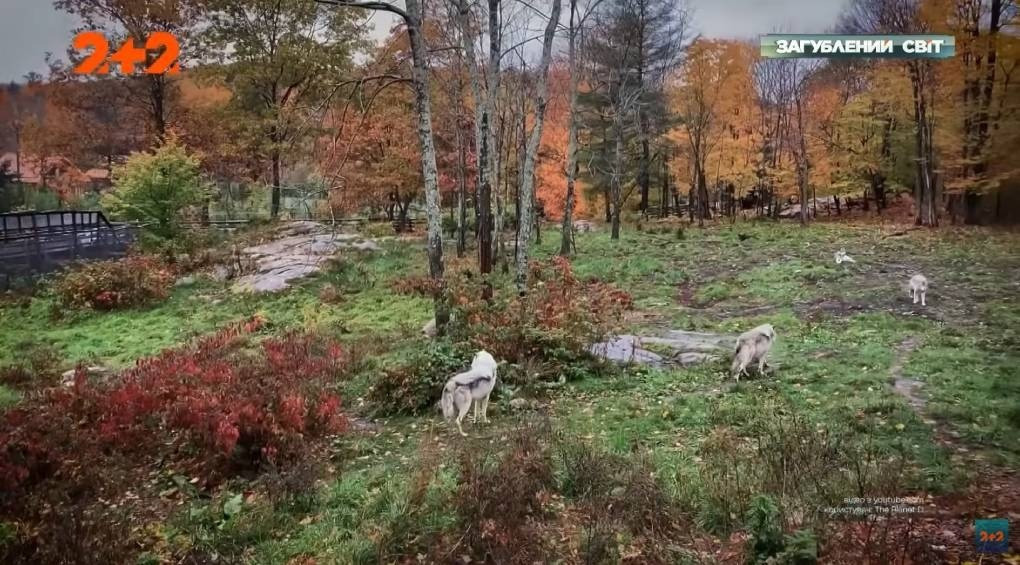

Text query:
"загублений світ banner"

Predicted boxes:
[[760, 34, 955, 59]]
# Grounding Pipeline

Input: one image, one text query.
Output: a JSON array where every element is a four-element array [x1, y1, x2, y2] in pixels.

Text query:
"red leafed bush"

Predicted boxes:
[[445, 257, 632, 362], [390, 275, 444, 298], [0, 315, 349, 493], [53, 254, 175, 310]]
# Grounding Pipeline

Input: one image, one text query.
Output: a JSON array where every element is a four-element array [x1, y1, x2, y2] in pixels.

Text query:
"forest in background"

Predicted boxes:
[[0, 0, 1018, 232]]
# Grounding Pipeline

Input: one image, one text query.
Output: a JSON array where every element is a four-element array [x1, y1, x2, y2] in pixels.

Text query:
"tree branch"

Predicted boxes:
[[315, 0, 408, 21]]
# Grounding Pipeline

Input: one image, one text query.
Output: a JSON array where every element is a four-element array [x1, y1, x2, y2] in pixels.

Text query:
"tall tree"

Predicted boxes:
[[674, 39, 744, 225], [54, 0, 202, 142], [0, 82, 46, 180], [581, 0, 690, 239], [454, 0, 503, 295], [204, 0, 364, 219], [842, 0, 940, 226], [513, 0, 561, 292], [318, 0, 449, 329]]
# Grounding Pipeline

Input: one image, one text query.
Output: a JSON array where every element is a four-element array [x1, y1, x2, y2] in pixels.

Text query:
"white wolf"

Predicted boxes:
[[834, 249, 856, 265], [440, 350, 498, 436], [731, 324, 776, 381], [909, 274, 929, 306]]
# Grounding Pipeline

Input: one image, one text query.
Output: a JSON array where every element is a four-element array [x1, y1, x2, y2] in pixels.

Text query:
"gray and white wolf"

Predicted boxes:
[[731, 324, 776, 381], [909, 274, 928, 306], [834, 249, 856, 264], [440, 350, 498, 436]]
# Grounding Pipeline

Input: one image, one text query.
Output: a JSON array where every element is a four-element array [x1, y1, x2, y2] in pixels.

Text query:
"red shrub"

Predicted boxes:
[[53, 255, 175, 310], [390, 275, 444, 298], [0, 316, 349, 493], [447, 257, 632, 362]]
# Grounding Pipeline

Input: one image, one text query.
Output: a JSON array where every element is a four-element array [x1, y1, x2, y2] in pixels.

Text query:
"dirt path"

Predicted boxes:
[[819, 336, 1020, 563]]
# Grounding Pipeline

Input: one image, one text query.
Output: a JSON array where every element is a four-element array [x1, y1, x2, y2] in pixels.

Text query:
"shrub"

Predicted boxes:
[[0, 316, 350, 493], [101, 137, 208, 252], [368, 341, 475, 416], [395, 257, 633, 365], [557, 438, 687, 563], [453, 420, 557, 564], [0, 344, 61, 389], [318, 283, 343, 304], [53, 255, 175, 310], [695, 394, 910, 537], [745, 495, 818, 565]]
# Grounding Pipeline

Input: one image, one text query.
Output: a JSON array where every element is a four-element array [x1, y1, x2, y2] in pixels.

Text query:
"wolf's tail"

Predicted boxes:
[[441, 381, 456, 419]]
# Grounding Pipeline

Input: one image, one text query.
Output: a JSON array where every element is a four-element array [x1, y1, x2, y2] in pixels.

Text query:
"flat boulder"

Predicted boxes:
[[61, 365, 112, 387], [231, 224, 380, 293], [590, 330, 736, 367]]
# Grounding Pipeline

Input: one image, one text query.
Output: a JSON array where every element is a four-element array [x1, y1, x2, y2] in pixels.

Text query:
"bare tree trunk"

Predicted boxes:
[[405, 0, 448, 325], [514, 0, 560, 292], [478, 116, 493, 299], [695, 160, 710, 226], [486, 0, 504, 269], [455, 0, 500, 289], [660, 152, 669, 218], [456, 120, 467, 257], [611, 121, 623, 240], [559, 0, 580, 258], [795, 96, 809, 226], [271, 147, 282, 219], [909, 61, 938, 227]]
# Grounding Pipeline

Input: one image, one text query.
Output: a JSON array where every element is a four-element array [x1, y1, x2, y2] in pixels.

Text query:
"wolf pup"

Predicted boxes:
[[909, 274, 928, 306], [731, 324, 776, 381], [441, 350, 498, 436]]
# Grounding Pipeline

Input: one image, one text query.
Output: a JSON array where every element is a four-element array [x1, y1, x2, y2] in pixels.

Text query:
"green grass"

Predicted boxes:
[[0, 385, 19, 410], [0, 241, 429, 369], [4, 219, 1019, 562]]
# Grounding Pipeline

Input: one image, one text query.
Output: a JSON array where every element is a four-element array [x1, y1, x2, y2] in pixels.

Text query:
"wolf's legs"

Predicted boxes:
[[912, 289, 918, 304], [470, 400, 479, 423], [455, 399, 470, 436], [920, 291, 926, 306], [480, 393, 491, 423]]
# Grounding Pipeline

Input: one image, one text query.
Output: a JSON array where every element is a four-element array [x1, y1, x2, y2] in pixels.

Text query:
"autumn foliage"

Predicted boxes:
[[395, 257, 632, 362], [53, 254, 175, 310], [0, 316, 349, 494]]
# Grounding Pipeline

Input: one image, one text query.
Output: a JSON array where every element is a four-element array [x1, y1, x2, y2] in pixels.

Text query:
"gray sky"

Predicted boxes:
[[0, 0, 847, 83]]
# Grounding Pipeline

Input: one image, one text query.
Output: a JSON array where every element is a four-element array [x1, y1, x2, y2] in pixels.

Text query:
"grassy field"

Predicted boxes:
[[1, 220, 1018, 563]]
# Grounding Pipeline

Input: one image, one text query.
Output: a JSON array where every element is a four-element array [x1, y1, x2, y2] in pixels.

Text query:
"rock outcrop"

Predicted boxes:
[[231, 223, 380, 293], [590, 330, 737, 367]]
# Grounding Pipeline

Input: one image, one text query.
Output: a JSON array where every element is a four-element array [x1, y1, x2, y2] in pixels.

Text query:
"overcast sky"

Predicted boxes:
[[0, 0, 847, 83]]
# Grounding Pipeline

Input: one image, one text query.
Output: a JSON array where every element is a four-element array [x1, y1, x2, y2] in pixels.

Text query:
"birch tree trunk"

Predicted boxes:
[[405, 0, 449, 325], [455, 0, 499, 286], [514, 0, 561, 293], [322, 0, 448, 323], [559, 0, 580, 257]]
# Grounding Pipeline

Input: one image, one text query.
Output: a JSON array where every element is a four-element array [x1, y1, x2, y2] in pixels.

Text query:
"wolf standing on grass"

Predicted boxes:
[[731, 324, 776, 381], [441, 351, 498, 436], [909, 274, 929, 306]]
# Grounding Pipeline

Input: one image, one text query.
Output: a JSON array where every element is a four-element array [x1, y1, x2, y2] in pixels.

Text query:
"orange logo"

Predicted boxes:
[[72, 31, 181, 76]]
